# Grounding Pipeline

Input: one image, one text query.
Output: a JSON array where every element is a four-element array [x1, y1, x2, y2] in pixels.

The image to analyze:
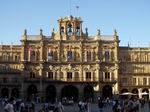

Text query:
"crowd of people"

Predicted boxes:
[[97, 96, 150, 112], [1, 96, 150, 112]]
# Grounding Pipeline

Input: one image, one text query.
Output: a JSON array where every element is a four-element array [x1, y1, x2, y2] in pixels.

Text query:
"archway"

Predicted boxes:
[[132, 88, 139, 99], [84, 85, 94, 102], [120, 89, 128, 93], [11, 88, 19, 98], [46, 85, 56, 103], [61, 85, 78, 102], [27, 85, 37, 101], [142, 88, 149, 101], [120, 88, 128, 99], [1, 88, 9, 98], [102, 85, 112, 98]]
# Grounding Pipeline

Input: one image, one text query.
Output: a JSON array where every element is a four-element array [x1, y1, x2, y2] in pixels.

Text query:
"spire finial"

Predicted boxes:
[[40, 29, 43, 35], [51, 28, 55, 36], [114, 29, 117, 36], [24, 29, 27, 35], [85, 28, 88, 36], [97, 29, 100, 36]]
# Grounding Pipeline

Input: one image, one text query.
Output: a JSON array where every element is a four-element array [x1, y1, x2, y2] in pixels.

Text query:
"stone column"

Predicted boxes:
[[40, 42, 44, 61], [39, 64, 43, 97], [149, 89, 150, 100], [20, 64, 25, 98], [138, 88, 142, 99]]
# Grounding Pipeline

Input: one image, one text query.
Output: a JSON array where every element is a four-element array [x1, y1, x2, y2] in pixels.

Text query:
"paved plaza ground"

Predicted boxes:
[[1, 102, 150, 112]]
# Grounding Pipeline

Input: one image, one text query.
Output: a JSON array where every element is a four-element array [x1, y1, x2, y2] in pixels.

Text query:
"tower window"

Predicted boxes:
[[76, 26, 80, 36], [67, 24, 73, 36], [60, 27, 64, 36]]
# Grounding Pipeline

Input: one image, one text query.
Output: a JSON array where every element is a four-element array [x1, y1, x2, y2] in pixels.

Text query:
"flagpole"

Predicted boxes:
[[76, 6, 79, 17]]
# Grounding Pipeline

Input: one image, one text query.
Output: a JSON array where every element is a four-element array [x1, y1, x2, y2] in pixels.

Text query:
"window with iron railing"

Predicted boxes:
[[86, 72, 91, 80], [67, 72, 72, 80], [30, 72, 35, 78], [47, 72, 53, 79]]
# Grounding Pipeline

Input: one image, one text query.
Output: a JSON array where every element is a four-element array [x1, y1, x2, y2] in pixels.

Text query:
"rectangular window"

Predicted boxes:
[[67, 51, 73, 61], [133, 78, 137, 85], [48, 49, 53, 61], [86, 72, 91, 79], [47, 72, 53, 79], [105, 72, 110, 79], [143, 78, 147, 85], [105, 51, 110, 61], [30, 72, 35, 78], [67, 72, 72, 79], [149, 78, 150, 85]]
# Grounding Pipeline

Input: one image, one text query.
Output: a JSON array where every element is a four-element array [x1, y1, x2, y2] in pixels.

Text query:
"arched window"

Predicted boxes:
[[48, 48, 53, 61], [29, 47, 36, 61], [67, 23, 73, 36], [60, 26, 64, 36], [87, 51, 92, 61], [67, 50, 73, 61], [76, 26, 80, 36], [105, 51, 110, 61]]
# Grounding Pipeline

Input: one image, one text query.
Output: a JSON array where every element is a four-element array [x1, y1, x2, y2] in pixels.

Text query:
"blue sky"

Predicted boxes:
[[0, 0, 150, 47]]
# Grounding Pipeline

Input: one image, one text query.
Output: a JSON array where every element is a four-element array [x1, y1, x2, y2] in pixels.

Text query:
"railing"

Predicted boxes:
[[99, 78, 117, 83], [0, 79, 21, 85], [24, 77, 40, 82], [24, 77, 119, 83]]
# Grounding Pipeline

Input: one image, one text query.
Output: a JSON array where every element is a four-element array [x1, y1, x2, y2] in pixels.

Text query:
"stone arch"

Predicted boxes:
[[45, 85, 56, 103], [120, 88, 128, 93], [142, 88, 149, 100], [61, 85, 79, 102], [102, 85, 112, 98], [1, 88, 9, 98], [120, 88, 129, 99], [11, 88, 19, 98], [83, 85, 94, 102], [131, 88, 139, 98], [27, 84, 38, 101]]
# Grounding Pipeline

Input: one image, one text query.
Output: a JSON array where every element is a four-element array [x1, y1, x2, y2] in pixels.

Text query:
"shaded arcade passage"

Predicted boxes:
[[84, 85, 94, 101], [27, 85, 38, 101], [61, 85, 79, 102], [102, 85, 112, 98], [45, 85, 56, 103]]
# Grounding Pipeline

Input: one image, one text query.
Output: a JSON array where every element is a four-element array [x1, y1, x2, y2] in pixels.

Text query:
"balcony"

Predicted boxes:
[[42, 77, 98, 83], [99, 78, 117, 84], [24, 77, 40, 83], [0, 79, 21, 86]]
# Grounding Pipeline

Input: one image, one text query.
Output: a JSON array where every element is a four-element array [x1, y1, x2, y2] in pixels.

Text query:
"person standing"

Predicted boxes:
[[4, 98, 14, 112], [57, 101, 64, 112], [98, 98, 104, 112]]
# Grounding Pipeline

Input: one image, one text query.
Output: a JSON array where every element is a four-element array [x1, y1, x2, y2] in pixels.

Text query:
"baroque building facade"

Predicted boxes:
[[0, 16, 149, 101]]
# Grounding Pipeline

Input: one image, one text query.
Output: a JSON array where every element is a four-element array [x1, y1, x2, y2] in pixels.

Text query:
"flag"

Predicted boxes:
[[76, 6, 79, 9]]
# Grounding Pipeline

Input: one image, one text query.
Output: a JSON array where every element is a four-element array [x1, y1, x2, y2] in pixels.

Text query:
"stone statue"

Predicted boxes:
[[97, 29, 100, 36]]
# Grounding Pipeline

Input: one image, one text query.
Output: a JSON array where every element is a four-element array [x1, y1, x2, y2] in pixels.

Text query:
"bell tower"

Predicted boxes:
[[57, 15, 83, 40]]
